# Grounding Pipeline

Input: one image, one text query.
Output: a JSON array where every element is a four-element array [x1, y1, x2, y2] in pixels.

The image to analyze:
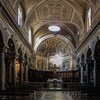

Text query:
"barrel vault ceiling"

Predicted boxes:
[[14, 0, 99, 53]]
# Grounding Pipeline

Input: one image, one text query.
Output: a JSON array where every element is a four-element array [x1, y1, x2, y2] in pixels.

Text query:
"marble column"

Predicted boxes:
[[81, 65, 84, 83], [86, 63, 89, 86], [25, 62, 28, 82], [20, 59, 23, 85], [11, 53, 16, 88], [94, 59, 96, 87], [0, 52, 5, 89], [47, 57, 49, 70]]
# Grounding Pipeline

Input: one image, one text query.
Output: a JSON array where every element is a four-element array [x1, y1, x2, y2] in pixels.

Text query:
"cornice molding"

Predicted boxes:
[[75, 20, 100, 53]]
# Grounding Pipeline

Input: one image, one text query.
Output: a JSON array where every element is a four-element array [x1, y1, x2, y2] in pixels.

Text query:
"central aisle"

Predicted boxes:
[[39, 91, 73, 100]]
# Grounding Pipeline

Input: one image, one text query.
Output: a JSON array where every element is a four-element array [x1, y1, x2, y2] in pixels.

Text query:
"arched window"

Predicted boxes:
[[18, 5, 22, 26], [87, 7, 91, 31], [28, 27, 32, 44]]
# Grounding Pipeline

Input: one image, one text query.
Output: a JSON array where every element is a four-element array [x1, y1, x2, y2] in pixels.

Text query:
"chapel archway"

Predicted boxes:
[[17, 47, 23, 85], [81, 54, 86, 82], [86, 48, 94, 86], [94, 39, 100, 88], [5, 39, 16, 88], [23, 53, 28, 82], [0, 30, 5, 89]]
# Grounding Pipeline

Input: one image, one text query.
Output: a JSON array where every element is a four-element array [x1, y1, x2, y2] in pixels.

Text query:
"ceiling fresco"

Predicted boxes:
[[36, 37, 72, 70], [13, 0, 100, 55], [34, 24, 77, 48], [36, 37, 72, 57], [11, 0, 100, 71], [25, 0, 84, 34], [18, 0, 97, 51], [13, 0, 99, 34]]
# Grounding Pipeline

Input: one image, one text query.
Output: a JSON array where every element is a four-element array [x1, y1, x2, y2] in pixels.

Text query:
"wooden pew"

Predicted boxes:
[[0, 82, 44, 100], [0, 90, 34, 100]]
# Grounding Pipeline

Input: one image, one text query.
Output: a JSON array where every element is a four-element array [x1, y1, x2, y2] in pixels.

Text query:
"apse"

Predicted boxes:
[[36, 37, 75, 71]]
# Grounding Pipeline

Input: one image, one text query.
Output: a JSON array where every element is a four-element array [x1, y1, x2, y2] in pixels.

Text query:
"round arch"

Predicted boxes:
[[7, 34, 17, 51], [34, 34, 75, 53]]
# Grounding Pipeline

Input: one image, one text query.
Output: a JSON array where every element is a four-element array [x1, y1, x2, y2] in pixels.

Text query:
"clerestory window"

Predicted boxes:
[[18, 5, 22, 27], [87, 7, 91, 31], [28, 27, 32, 44]]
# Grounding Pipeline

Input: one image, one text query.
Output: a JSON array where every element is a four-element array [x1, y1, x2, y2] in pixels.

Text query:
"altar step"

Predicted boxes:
[[43, 88, 67, 91]]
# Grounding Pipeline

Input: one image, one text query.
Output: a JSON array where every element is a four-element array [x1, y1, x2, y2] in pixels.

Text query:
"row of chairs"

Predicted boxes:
[[0, 82, 44, 100], [63, 82, 100, 100]]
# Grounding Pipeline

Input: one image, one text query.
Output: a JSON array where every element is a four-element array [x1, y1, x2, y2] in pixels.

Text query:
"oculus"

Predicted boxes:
[[48, 25, 61, 32]]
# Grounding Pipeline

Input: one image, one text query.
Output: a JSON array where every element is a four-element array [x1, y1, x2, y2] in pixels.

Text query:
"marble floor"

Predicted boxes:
[[39, 91, 73, 100]]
